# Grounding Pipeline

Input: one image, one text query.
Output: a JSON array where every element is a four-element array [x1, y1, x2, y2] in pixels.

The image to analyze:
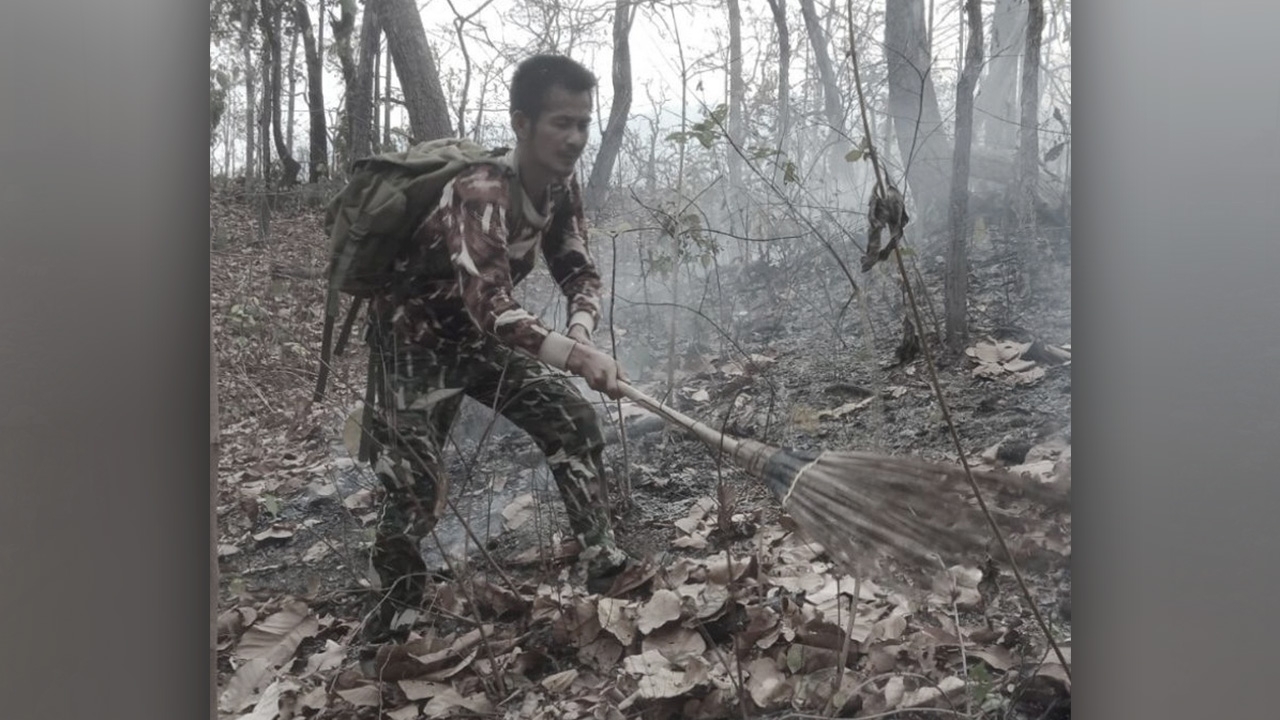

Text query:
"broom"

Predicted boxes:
[[616, 381, 1069, 584]]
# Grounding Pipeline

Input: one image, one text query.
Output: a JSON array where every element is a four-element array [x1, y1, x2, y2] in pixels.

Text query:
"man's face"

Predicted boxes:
[[515, 84, 592, 180]]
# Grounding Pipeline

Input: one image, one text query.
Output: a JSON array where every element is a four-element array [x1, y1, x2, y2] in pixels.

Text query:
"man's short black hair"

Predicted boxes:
[[510, 54, 597, 121]]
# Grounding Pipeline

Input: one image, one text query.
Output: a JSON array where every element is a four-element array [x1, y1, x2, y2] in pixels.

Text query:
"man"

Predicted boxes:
[[363, 55, 631, 637]]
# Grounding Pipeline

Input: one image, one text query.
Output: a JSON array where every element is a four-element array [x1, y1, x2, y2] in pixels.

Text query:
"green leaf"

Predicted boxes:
[[261, 494, 282, 518], [1044, 141, 1066, 162], [844, 148, 864, 162], [784, 161, 798, 184], [786, 645, 804, 674]]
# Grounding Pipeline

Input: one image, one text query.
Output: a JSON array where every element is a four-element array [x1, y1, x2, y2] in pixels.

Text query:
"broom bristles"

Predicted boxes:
[[755, 447, 1071, 585]]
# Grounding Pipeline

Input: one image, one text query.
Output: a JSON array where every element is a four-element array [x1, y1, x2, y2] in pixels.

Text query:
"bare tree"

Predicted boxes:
[[293, 0, 329, 181], [885, 0, 950, 229], [726, 0, 745, 201], [764, 0, 791, 157], [260, 0, 302, 187], [975, 0, 1027, 151], [240, 0, 257, 182], [586, 0, 636, 213], [1015, 0, 1045, 226], [946, 0, 983, 352], [798, 0, 844, 150], [286, 20, 298, 152], [348, 1, 381, 166], [373, 0, 454, 142]]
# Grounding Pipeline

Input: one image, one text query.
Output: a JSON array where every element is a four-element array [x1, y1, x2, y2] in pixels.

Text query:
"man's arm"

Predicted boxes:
[[443, 166, 578, 370], [543, 174, 602, 343]]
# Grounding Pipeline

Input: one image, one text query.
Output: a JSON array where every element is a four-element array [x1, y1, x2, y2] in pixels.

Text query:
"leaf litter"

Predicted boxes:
[[214, 190, 1071, 718]]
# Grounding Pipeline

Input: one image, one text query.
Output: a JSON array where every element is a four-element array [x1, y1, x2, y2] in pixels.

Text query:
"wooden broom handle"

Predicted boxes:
[[615, 381, 735, 450]]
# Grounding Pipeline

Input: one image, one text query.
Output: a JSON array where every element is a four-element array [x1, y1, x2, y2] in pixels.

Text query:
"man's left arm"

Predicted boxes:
[[543, 174, 603, 344]]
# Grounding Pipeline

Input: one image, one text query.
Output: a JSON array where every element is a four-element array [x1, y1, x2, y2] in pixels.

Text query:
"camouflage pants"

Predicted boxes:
[[365, 332, 617, 614]]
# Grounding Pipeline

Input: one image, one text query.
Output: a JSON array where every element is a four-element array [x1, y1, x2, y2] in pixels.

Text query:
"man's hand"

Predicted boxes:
[[566, 342, 627, 400]]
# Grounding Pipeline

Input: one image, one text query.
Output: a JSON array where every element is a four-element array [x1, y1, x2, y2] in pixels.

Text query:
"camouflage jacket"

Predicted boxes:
[[370, 151, 602, 371]]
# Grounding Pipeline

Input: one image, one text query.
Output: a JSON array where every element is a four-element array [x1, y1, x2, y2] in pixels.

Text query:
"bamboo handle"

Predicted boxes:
[[615, 381, 775, 477]]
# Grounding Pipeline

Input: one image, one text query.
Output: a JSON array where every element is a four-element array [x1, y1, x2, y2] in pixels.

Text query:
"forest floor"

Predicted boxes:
[[212, 183, 1072, 720]]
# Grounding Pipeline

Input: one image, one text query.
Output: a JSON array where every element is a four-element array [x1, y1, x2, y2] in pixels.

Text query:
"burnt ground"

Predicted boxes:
[[213, 185, 1071, 719]]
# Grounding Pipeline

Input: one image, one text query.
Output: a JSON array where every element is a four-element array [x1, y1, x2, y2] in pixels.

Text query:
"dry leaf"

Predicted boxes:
[[636, 589, 683, 635], [745, 657, 789, 708], [424, 688, 494, 718], [336, 685, 382, 708], [252, 524, 295, 543], [233, 679, 283, 720], [302, 541, 330, 563], [502, 493, 536, 531], [622, 650, 710, 701], [343, 489, 374, 510], [597, 597, 638, 645], [235, 601, 319, 666], [398, 679, 452, 701], [641, 626, 706, 663], [901, 675, 965, 708], [304, 639, 347, 675], [883, 675, 906, 708], [387, 705, 423, 720], [579, 635, 624, 672], [816, 397, 874, 420], [541, 669, 580, 694], [690, 388, 710, 403]]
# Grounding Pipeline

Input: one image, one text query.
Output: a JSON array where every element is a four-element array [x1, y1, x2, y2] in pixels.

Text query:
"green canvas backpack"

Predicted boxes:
[[312, 138, 520, 404]]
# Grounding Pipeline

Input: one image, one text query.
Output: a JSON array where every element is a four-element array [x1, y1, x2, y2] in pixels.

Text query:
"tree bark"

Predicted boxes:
[[294, 0, 328, 182], [946, 0, 983, 353], [885, 0, 951, 231], [286, 20, 298, 153], [348, 0, 380, 166], [764, 0, 790, 157], [260, 0, 302, 187], [975, 0, 1026, 151], [240, 0, 257, 182], [726, 0, 744, 196], [383, 42, 393, 148], [330, 0, 357, 88], [373, 0, 453, 142], [586, 0, 634, 213], [1015, 0, 1044, 226], [797, 0, 842, 144]]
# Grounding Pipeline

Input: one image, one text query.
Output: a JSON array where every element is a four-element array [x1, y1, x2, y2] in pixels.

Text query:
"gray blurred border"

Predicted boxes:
[[0, 1, 209, 716], [2, 0, 1279, 717], [1076, 0, 1280, 717]]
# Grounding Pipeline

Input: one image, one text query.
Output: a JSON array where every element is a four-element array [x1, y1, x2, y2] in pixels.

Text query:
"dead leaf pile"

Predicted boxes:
[[965, 336, 1070, 386]]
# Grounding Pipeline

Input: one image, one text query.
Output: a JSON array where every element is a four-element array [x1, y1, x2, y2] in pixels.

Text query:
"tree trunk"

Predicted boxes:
[[330, 0, 356, 88], [348, 0, 380, 167], [975, 0, 1026, 151], [343, 2, 376, 167], [885, 0, 951, 230], [726, 0, 744, 197], [585, 0, 634, 213], [240, 0, 257, 182], [946, 0, 983, 353], [373, 0, 453, 143], [1015, 0, 1044, 226], [261, 0, 302, 187], [383, 43, 393, 148], [286, 20, 298, 153], [765, 0, 790, 158], [797, 0, 843, 146], [294, 0, 328, 182]]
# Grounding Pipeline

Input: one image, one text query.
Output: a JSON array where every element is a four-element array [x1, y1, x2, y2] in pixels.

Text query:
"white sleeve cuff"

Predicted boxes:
[[568, 311, 595, 337], [537, 331, 578, 370]]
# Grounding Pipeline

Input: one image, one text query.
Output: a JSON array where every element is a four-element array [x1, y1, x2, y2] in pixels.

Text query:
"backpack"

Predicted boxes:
[[311, 137, 520, 404]]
